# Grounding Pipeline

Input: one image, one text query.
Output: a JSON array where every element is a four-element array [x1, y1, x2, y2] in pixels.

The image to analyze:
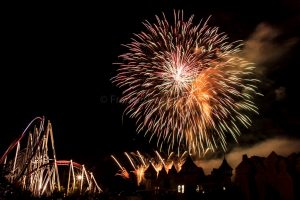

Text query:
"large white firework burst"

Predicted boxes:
[[113, 11, 260, 156]]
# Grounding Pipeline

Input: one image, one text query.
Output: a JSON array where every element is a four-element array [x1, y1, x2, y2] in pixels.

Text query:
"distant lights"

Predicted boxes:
[[177, 185, 185, 193], [76, 175, 82, 180], [196, 185, 200, 192]]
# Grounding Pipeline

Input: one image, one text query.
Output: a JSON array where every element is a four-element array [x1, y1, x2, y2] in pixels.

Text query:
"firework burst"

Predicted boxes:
[[113, 11, 260, 156]]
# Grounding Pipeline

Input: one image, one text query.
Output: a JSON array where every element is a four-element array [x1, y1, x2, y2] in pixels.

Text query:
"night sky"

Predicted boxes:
[[1, 0, 300, 186]]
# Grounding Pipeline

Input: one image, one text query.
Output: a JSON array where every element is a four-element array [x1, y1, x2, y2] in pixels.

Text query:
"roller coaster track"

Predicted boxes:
[[0, 116, 102, 197]]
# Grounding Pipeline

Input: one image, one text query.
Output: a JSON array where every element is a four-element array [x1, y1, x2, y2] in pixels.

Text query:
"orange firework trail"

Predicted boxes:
[[151, 151, 164, 177], [163, 152, 174, 174], [124, 151, 150, 186], [113, 11, 260, 156], [173, 151, 188, 173], [111, 155, 130, 179]]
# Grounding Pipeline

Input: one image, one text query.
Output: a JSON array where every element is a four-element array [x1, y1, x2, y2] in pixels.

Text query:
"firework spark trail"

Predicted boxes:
[[124, 151, 150, 186], [137, 150, 147, 167], [111, 155, 130, 179], [173, 151, 188, 173], [163, 152, 174, 174], [133, 151, 150, 185], [113, 10, 260, 156], [150, 161, 163, 178], [124, 152, 136, 170], [112, 150, 195, 184], [151, 151, 164, 177]]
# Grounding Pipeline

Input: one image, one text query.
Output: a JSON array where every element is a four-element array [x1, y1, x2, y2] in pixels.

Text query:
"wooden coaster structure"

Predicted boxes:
[[0, 116, 102, 196]]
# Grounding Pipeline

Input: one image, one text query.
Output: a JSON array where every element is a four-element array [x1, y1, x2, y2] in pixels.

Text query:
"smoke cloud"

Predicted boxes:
[[241, 23, 298, 75], [195, 137, 300, 175], [216, 22, 300, 156]]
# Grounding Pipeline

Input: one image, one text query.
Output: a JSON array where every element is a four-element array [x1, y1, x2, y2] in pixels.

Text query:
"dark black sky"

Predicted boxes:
[[1, 0, 299, 185]]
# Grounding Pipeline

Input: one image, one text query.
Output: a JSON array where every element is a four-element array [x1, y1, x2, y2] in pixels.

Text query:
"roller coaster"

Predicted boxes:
[[0, 116, 102, 197]]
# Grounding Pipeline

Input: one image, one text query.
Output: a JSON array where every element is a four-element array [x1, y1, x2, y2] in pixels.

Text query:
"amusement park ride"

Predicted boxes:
[[0, 116, 102, 197]]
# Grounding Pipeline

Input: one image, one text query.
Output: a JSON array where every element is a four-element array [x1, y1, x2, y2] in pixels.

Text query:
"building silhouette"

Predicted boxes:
[[235, 151, 300, 200], [111, 151, 300, 200]]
